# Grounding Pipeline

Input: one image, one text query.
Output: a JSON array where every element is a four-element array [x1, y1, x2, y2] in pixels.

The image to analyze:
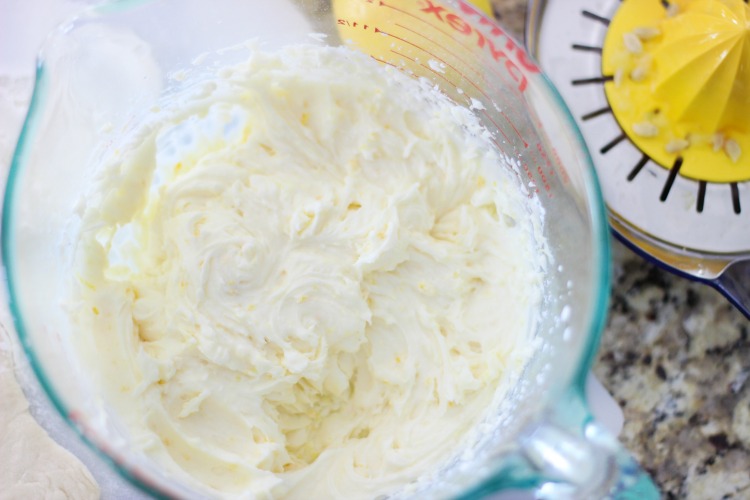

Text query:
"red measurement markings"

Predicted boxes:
[[507, 153, 529, 195], [551, 147, 570, 185], [389, 24, 516, 102], [536, 164, 552, 195], [378, 29, 491, 103], [481, 110, 512, 146], [389, 3, 512, 89], [374, 56, 400, 68], [427, 69, 459, 91], [456, 1, 539, 73], [490, 141, 529, 196], [390, 49, 416, 62], [537, 141, 570, 193], [399, 10, 477, 55], [338, 18, 373, 30], [384, 27, 525, 147], [372, 5, 534, 155], [393, 17, 515, 91], [387, 44, 514, 146], [395, 23, 528, 147], [372, 55, 417, 77], [378, 54, 530, 187], [381, 3, 515, 90], [533, 142, 559, 196], [380, 0, 530, 91], [391, 49, 451, 87], [394, 22, 511, 89], [419, 0, 538, 76], [520, 162, 540, 197], [378, 28, 474, 89], [389, 48, 467, 103], [375, 26, 528, 148], [500, 110, 528, 148], [422, 60, 466, 92]]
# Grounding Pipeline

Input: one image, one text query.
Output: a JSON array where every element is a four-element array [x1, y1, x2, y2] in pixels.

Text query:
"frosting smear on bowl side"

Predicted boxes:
[[69, 45, 545, 499]]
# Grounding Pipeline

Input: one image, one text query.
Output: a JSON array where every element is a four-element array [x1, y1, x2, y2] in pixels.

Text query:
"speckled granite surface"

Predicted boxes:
[[599, 243, 750, 499], [492, 1, 750, 498]]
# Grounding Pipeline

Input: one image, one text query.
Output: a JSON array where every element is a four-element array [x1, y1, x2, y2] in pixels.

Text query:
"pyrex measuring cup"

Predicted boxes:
[[2, 0, 657, 498]]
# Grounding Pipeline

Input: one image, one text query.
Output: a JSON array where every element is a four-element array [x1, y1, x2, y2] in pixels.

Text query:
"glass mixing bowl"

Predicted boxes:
[[2, 0, 658, 498]]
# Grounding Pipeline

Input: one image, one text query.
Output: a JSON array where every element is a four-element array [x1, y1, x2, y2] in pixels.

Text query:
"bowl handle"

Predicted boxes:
[[518, 417, 658, 499], [457, 386, 658, 500], [712, 259, 750, 320]]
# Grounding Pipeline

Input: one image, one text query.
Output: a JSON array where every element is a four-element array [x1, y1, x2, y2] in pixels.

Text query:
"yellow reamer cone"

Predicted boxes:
[[603, 0, 750, 182]]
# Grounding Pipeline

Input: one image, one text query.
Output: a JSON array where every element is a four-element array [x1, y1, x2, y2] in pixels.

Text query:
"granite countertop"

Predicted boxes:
[[492, 0, 750, 498]]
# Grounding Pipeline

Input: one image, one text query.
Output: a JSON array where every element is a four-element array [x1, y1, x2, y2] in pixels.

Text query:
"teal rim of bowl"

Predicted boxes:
[[537, 64, 612, 393], [1, 65, 174, 500]]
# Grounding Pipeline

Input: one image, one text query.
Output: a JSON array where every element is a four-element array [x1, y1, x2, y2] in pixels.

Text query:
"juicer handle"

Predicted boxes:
[[713, 259, 750, 320], [520, 419, 659, 499]]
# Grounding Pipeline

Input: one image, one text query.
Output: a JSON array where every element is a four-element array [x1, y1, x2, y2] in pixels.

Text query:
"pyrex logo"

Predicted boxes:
[[418, 0, 538, 92]]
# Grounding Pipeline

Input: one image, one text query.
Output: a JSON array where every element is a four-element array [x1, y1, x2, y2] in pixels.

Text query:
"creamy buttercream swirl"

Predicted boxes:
[[69, 45, 545, 499]]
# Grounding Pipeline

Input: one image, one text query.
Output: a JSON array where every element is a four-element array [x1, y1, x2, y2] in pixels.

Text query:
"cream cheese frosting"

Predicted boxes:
[[68, 44, 546, 499]]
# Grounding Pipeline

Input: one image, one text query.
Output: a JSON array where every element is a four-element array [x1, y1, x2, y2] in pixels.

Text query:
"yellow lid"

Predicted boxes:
[[603, 0, 750, 182]]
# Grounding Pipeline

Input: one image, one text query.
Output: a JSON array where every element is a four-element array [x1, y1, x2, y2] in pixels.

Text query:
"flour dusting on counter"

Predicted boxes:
[[68, 44, 546, 499]]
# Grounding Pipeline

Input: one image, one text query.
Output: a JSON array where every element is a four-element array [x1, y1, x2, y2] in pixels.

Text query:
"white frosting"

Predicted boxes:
[[69, 45, 545, 499]]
